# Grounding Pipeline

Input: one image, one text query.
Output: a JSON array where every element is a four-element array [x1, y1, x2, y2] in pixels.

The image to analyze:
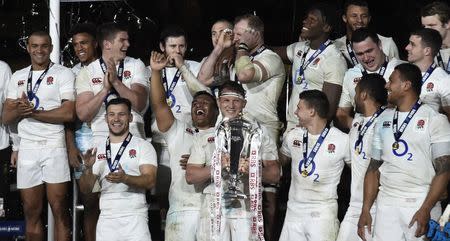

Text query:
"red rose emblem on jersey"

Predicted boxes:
[[328, 144, 335, 153], [46, 76, 54, 85], [97, 154, 106, 160], [417, 119, 425, 129], [426, 82, 434, 92], [312, 58, 321, 66], [129, 149, 136, 158], [123, 70, 131, 79], [17, 80, 25, 86], [293, 139, 301, 147], [91, 78, 102, 85], [207, 137, 215, 143]]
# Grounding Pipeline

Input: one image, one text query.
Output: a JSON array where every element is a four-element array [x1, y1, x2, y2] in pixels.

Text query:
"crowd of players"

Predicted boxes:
[[1, 0, 450, 241]]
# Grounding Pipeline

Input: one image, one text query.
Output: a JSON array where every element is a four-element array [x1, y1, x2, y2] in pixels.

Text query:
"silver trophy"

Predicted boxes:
[[217, 117, 257, 200]]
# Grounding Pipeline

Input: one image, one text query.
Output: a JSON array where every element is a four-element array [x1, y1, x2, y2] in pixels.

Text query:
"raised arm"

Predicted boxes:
[[149, 51, 175, 133], [170, 54, 208, 95], [79, 148, 98, 194]]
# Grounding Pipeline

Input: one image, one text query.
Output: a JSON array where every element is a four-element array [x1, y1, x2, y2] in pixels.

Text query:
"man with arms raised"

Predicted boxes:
[[149, 51, 219, 241], [79, 97, 157, 241], [358, 63, 450, 240], [2, 30, 74, 241]]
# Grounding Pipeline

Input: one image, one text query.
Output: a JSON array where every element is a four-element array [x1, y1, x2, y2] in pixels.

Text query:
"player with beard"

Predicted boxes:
[[79, 97, 157, 241], [334, 0, 399, 68], [358, 63, 450, 240], [149, 51, 219, 241]]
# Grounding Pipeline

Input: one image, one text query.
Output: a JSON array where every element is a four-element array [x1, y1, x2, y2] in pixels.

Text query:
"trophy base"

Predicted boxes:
[[223, 190, 247, 200]]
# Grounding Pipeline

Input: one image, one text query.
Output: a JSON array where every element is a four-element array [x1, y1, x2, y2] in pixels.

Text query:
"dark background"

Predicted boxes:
[[0, 0, 433, 71]]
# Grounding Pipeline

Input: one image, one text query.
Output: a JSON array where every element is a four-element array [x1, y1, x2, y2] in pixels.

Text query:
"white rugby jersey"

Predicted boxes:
[[286, 41, 347, 129], [235, 49, 285, 137], [420, 66, 450, 112], [0, 60, 12, 149], [371, 105, 450, 205], [339, 58, 405, 108], [163, 119, 202, 212], [435, 48, 450, 73], [150, 60, 200, 143], [92, 135, 157, 217], [6, 63, 75, 147], [334, 34, 400, 66], [75, 56, 149, 138], [280, 126, 350, 216], [348, 115, 379, 207]]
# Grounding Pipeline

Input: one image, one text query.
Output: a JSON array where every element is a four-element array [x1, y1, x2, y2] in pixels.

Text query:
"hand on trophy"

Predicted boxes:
[[221, 152, 231, 171], [238, 157, 249, 174]]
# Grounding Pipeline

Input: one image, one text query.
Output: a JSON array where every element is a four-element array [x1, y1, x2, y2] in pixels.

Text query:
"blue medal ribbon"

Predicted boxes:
[[99, 58, 124, 105], [392, 100, 422, 156], [27, 62, 53, 110], [299, 123, 330, 177], [346, 38, 359, 67], [362, 59, 388, 77], [295, 39, 332, 86], [421, 63, 436, 85], [436, 51, 450, 74], [106, 132, 133, 172], [354, 106, 386, 154], [162, 68, 182, 107]]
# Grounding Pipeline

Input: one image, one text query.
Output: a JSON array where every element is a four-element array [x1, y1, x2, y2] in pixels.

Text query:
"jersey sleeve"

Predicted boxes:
[[138, 139, 157, 167], [370, 119, 383, 161], [131, 59, 150, 89], [429, 113, 450, 159], [6, 73, 19, 99], [338, 71, 354, 108], [438, 74, 450, 107], [286, 42, 299, 63], [280, 130, 293, 158], [322, 52, 347, 86], [75, 67, 92, 95], [59, 67, 75, 101]]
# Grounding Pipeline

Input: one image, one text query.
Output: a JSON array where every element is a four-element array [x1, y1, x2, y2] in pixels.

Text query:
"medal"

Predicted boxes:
[[355, 147, 361, 155], [166, 98, 173, 107], [301, 169, 308, 177], [392, 142, 399, 150], [296, 76, 302, 84], [354, 106, 386, 156]]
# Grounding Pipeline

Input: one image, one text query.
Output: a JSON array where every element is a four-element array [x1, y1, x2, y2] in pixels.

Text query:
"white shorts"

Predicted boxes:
[[165, 210, 199, 241], [96, 214, 151, 241], [337, 205, 376, 241], [279, 209, 340, 241], [17, 147, 70, 189], [374, 202, 441, 241]]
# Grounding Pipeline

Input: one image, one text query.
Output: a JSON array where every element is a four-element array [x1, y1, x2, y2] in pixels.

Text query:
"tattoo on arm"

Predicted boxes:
[[367, 158, 383, 172], [433, 155, 450, 175]]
